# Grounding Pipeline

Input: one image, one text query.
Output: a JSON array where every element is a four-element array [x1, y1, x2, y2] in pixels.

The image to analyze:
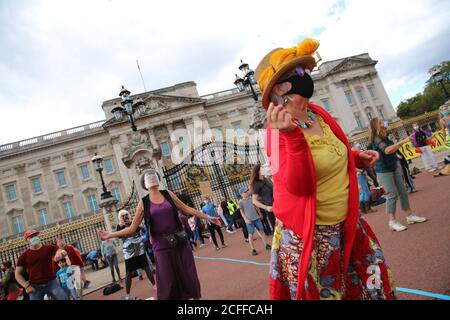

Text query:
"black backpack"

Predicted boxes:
[[103, 283, 122, 296]]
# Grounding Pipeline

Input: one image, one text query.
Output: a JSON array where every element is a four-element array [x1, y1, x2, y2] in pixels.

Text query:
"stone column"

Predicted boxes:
[[111, 135, 132, 192], [98, 196, 118, 233], [165, 122, 175, 143], [147, 127, 159, 151]]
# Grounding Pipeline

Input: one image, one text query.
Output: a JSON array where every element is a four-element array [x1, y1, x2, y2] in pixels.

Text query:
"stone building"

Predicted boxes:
[[0, 53, 397, 241]]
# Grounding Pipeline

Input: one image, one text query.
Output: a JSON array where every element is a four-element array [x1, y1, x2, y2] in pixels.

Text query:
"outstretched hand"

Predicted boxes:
[[208, 217, 222, 227], [358, 150, 379, 168], [97, 230, 110, 241]]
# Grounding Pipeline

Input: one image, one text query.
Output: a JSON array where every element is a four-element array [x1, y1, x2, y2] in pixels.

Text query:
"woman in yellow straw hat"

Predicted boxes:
[[255, 38, 396, 300]]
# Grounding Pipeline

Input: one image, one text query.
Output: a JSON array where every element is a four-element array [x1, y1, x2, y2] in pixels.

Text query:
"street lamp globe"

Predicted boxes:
[[123, 100, 134, 115], [111, 105, 125, 121], [234, 74, 245, 92], [91, 154, 104, 172], [238, 59, 250, 75], [134, 99, 146, 116], [119, 85, 131, 100]]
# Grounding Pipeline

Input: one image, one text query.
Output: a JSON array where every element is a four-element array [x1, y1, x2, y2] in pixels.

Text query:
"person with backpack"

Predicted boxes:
[[98, 169, 221, 300]]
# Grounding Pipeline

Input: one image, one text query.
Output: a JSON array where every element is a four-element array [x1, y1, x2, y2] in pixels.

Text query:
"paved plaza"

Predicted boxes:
[[84, 165, 450, 300]]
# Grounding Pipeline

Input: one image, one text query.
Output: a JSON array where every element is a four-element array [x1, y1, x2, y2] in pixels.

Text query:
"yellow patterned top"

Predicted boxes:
[[305, 116, 349, 225]]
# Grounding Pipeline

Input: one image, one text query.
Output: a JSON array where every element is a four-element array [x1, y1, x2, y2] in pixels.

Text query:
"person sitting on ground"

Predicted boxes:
[[85, 250, 100, 271], [238, 187, 271, 256], [55, 254, 81, 300]]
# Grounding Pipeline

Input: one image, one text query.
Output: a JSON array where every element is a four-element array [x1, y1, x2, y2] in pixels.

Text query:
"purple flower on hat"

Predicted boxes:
[[295, 67, 305, 77]]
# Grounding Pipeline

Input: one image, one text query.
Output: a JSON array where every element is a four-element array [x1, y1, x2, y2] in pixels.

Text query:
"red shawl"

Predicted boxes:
[[265, 103, 364, 299]]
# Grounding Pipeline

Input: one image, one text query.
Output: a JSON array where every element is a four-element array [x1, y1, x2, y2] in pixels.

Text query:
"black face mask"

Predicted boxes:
[[283, 73, 314, 99]]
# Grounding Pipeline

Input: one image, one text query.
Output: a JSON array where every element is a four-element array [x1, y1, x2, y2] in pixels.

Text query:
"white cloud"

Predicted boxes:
[[0, 0, 449, 144]]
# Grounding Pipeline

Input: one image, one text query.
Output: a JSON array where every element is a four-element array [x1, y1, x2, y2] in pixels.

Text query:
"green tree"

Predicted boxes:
[[396, 60, 450, 119]]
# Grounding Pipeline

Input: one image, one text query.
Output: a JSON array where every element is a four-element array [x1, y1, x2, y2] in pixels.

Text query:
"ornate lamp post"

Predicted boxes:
[[234, 60, 265, 130], [430, 67, 449, 100], [111, 85, 146, 132], [234, 59, 259, 101], [91, 154, 112, 200]]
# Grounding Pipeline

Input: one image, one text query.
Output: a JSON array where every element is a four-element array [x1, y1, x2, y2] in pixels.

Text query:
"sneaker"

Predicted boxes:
[[83, 281, 91, 289], [251, 249, 258, 256], [265, 244, 272, 250], [406, 214, 427, 225], [221, 244, 227, 248], [389, 220, 407, 232], [216, 247, 221, 251], [226, 230, 236, 234], [199, 243, 206, 248]]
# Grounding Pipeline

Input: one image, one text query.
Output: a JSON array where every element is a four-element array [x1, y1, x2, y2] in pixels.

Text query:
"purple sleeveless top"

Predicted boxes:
[[149, 198, 181, 252]]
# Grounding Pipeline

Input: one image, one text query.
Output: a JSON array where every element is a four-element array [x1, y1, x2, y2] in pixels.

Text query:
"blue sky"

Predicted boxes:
[[0, 0, 449, 144]]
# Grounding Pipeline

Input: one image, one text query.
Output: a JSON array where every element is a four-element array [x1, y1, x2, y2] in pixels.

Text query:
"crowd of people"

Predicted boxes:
[[1, 38, 448, 302]]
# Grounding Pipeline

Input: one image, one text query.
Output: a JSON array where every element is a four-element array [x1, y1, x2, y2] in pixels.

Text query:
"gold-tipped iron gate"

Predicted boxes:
[[162, 141, 267, 210]]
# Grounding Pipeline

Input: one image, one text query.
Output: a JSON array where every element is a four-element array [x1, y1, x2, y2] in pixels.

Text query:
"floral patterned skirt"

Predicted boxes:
[[270, 218, 397, 300]]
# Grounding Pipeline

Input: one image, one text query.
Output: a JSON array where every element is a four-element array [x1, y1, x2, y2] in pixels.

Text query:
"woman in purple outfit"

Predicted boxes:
[[98, 169, 220, 300]]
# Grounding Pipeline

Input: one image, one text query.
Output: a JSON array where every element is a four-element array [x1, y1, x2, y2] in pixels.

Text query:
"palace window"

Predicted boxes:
[[322, 99, 331, 112], [111, 187, 122, 203], [12, 216, 24, 234], [366, 108, 374, 121], [367, 86, 376, 98], [232, 122, 244, 137], [356, 88, 366, 102], [354, 114, 364, 129], [63, 202, 74, 219], [80, 164, 91, 180], [6, 184, 17, 201], [161, 142, 171, 157], [378, 108, 385, 120], [87, 195, 100, 213], [104, 159, 114, 173], [56, 171, 67, 187], [39, 208, 50, 226], [345, 91, 354, 106], [31, 177, 42, 194]]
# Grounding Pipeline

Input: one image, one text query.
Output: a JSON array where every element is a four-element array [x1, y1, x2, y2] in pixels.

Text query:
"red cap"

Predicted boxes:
[[23, 229, 39, 240]]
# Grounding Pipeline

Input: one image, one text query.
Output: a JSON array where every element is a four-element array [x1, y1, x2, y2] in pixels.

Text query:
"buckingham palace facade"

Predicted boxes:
[[0, 53, 397, 240]]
